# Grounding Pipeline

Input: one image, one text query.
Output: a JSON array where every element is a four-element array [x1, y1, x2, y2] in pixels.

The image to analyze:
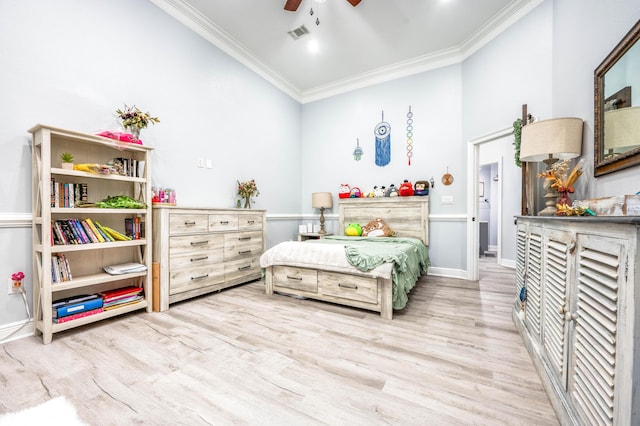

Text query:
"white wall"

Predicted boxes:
[[0, 0, 302, 332]]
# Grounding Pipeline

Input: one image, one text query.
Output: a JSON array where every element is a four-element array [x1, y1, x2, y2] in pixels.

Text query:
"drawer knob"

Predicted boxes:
[[339, 283, 358, 290], [286, 275, 303, 281], [238, 265, 251, 271], [191, 274, 209, 280], [247, 220, 255, 224], [190, 240, 209, 246], [239, 237, 251, 241], [184, 221, 196, 225], [220, 221, 229, 225], [191, 256, 208, 262], [239, 250, 252, 254]]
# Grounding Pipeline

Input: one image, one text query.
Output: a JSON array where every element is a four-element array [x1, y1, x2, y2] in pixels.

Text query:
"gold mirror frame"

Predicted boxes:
[[594, 19, 640, 177]]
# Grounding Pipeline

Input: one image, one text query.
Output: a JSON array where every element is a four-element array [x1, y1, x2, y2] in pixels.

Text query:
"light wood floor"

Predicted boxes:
[[0, 258, 558, 425]]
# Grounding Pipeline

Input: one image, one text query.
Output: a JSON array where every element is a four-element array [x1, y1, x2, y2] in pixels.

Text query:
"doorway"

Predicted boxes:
[[466, 127, 516, 281]]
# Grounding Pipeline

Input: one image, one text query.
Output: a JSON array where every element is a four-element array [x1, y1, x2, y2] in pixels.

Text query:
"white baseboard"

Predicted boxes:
[[427, 267, 467, 280], [0, 319, 34, 344]]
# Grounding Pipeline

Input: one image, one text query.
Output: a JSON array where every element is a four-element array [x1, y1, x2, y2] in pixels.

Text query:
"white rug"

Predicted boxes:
[[0, 397, 86, 426]]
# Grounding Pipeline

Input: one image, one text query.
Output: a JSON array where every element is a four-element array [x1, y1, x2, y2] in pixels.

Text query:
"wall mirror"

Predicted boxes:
[[594, 19, 640, 177]]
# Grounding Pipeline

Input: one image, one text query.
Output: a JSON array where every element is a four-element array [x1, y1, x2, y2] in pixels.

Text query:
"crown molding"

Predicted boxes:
[[151, 0, 543, 104], [149, 0, 303, 102]]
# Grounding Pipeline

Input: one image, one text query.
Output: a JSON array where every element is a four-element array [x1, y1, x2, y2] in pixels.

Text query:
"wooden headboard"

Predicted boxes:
[[338, 197, 429, 245]]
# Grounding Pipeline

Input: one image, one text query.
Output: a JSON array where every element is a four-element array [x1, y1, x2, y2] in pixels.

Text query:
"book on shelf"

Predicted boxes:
[[100, 286, 144, 309], [125, 217, 143, 239], [101, 225, 131, 241], [52, 295, 103, 318], [51, 253, 72, 283], [50, 178, 88, 208], [53, 307, 104, 324], [93, 221, 115, 242], [84, 218, 106, 243]]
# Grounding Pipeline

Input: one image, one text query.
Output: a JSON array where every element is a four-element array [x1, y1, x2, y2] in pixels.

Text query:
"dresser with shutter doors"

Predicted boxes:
[[514, 216, 640, 426], [152, 207, 266, 311]]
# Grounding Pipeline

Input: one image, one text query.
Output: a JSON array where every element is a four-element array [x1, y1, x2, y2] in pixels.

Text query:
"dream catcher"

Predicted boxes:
[[352, 137, 363, 161], [406, 106, 413, 165], [374, 111, 391, 166]]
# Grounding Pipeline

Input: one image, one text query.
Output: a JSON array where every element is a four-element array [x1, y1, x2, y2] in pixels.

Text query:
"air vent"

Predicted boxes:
[[288, 25, 309, 40]]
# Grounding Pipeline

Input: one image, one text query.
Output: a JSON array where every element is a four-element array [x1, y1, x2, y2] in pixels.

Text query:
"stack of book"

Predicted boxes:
[[50, 179, 88, 208], [51, 218, 131, 245], [51, 253, 72, 283], [52, 294, 103, 324], [100, 287, 144, 310]]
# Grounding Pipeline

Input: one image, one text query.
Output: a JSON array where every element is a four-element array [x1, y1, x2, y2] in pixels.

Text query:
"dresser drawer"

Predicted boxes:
[[169, 234, 223, 252], [169, 214, 208, 234], [238, 214, 263, 230], [224, 257, 261, 282], [272, 266, 318, 293], [169, 247, 223, 270], [224, 231, 263, 260], [170, 264, 224, 295], [318, 271, 378, 304], [209, 214, 238, 232]]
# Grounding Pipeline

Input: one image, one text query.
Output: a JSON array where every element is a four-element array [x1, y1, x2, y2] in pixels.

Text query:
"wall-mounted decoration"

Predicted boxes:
[[352, 137, 363, 161], [374, 111, 391, 166], [441, 167, 454, 185], [406, 106, 413, 165]]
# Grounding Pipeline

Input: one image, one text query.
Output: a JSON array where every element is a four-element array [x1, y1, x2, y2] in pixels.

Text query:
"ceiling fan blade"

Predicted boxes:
[[284, 0, 302, 11], [346, 0, 362, 6]]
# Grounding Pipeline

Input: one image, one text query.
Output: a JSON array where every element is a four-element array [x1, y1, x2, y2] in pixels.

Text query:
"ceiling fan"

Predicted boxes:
[[284, 0, 361, 12]]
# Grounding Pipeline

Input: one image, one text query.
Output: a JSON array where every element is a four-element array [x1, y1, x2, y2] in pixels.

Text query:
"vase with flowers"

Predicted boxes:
[[537, 158, 585, 215], [237, 179, 259, 208], [116, 104, 160, 140]]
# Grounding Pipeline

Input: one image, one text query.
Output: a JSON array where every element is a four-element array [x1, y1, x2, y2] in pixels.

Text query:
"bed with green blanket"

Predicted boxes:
[[261, 197, 430, 319]]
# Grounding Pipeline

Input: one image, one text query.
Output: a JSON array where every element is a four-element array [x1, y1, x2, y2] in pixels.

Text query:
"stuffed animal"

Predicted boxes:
[[338, 183, 351, 199], [398, 180, 414, 196], [373, 186, 386, 197], [366, 187, 377, 198], [345, 223, 362, 236], [385, 184, 399, 197], [349, 187, 362, 198], [414, 180, 430, 196], [361, 218, 395, 237]]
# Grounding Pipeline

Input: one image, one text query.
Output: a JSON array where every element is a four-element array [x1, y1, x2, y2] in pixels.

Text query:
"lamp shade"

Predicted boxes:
[[312, 192, 333, 209], [605, 106, 640, 151], [520, 117, 583, 162]]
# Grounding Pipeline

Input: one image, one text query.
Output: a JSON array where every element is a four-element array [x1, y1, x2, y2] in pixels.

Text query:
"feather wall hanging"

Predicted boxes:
[[374, 111, 391, 166]]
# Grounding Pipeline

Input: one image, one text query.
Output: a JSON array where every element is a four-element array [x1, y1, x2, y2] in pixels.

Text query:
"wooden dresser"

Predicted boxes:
[[152, 206, 266, 311], [514, 216, 640, 426]]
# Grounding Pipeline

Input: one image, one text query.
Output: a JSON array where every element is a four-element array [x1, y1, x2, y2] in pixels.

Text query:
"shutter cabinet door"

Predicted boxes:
[[524, 228, 543, 341], [570, 234, 623, 426], [541, 230, 573, 390]]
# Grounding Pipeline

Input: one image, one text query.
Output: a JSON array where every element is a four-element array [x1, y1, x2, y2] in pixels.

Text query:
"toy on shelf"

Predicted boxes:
[[385, 184, 399, 197], [349, 187, 362, 198], [398, 180, 414, 196], [374, 186, 386, 197], [414, 180, 430, 196], [338, 183, 351, 199]]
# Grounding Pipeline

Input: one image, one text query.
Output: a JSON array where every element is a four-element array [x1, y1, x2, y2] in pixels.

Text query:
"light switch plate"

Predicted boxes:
[[441, 195, 454, 205]]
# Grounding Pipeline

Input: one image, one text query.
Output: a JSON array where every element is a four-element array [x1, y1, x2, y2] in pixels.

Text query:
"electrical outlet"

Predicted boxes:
[[441, 195, 454, 205], [7, 277, 22, 295]]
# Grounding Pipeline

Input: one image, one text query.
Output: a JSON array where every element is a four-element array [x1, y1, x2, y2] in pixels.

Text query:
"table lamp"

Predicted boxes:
[[604, 106, 640, 158], [520, 117, 583, 216], [311, 192, 332, 234]]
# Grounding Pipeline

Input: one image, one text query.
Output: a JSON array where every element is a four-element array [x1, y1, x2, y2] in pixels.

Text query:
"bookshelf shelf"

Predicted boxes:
[[30, 124, 154, 344]]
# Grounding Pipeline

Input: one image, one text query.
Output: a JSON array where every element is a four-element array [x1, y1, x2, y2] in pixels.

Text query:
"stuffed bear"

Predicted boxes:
[[361, 218, 395, 237], [373, 186, 386, 197]]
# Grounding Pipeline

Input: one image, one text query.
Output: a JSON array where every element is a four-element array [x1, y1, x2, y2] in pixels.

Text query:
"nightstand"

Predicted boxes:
[[298, 232, 332, 241]]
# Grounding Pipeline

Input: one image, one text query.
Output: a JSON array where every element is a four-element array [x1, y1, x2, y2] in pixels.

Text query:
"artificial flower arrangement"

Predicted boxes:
[[116, 104, 160, 129], [237, 179, 259, 208], [537, 158, 585, 214], [11, 271, 25, 289]]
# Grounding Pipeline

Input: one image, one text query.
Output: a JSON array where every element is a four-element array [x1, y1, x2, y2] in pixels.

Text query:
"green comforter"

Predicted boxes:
[[311, 236, 430, 310]]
